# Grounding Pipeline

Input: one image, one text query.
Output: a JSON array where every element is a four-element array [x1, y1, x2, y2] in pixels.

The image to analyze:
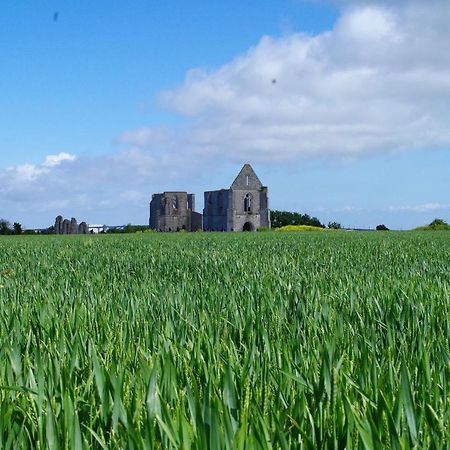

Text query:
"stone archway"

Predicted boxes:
[[242, 221, 255, 232]]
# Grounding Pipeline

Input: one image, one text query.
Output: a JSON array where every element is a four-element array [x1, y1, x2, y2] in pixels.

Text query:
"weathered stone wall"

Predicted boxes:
[[203, 189, 229, 231], [62, 219, 70, 234], [190, 212, 203, 231], [259, 187, 270, 228], [187, 194, 195, 211], [54, 216, 89, 234], [230, 164, 263, 190], [149, 193, 163, 229], [78, 222, 89, 234], [150, 192, 199, 231], [70, 218, 78, 234], [230, 190, 261, 231], [54, 215, 63, 234]]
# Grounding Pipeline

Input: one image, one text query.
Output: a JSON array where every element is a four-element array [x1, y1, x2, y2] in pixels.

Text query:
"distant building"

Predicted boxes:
[[203, 164, 270, 231], [149, 192, 202, 232], [88, 224, 108, 234], [149, 164, 269, 232]]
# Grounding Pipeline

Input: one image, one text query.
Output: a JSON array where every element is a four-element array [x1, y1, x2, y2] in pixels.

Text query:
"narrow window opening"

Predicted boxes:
[[246, 174, 249, 186], [244, 193, 252, 212]]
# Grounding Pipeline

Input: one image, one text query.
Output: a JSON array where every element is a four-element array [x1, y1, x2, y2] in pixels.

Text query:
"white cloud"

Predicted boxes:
[[387, 203, 450, 213], [143, 1, 450, 163], [337, 6, 396, 41], [3, 152, 77, 184], [120, 190, 148, 203], [12, 164, 43, 182], [43, 152, 77, 168], [313, 203, 450, 215], [116, 127, 170, 147]]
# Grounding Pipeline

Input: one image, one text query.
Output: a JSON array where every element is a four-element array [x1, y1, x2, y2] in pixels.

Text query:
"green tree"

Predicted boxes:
[[328, 221, 342, 229], [415, 218, 449, 231], [430, 218, 447, 226], [270, 210, 324, 228], [0, 219, 11, 235], [428, 219, 449, 230], [13, 222, 23, 235]]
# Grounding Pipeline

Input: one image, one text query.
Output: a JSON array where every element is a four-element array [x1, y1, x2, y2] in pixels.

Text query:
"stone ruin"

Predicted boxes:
[[54, 215, 89, 234]]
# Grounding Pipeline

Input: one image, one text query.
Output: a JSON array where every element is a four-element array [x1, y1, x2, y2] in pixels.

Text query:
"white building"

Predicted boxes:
[[88, 224, 107, 234]]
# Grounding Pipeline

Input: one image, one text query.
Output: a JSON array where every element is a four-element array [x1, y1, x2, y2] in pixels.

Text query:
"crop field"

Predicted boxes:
[[0, 231, 449, 449]]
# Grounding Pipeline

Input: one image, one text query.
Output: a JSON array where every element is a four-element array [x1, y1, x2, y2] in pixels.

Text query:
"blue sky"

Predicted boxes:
[[1, 0, 449, 229]]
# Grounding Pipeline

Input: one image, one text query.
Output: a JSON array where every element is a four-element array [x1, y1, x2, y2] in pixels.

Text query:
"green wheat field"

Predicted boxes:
[[0, 232, 449, 449]]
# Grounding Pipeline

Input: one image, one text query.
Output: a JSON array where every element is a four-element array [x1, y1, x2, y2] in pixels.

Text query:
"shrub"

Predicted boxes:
[[415, 218, 450, 231], [328, 221, 342, 229], [270, 210, 324, 228]]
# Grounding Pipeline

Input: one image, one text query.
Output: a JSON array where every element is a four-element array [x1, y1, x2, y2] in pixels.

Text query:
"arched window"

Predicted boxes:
[[172, 196, 178, 210], [244, 193, 252, 212]]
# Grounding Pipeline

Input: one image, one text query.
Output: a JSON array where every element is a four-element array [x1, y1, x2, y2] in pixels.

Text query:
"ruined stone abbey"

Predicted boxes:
[[149, 164, 270, 232]]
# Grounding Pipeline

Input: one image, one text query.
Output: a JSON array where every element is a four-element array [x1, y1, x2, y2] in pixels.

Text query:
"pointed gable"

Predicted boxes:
[[230, 164, 263, 190]]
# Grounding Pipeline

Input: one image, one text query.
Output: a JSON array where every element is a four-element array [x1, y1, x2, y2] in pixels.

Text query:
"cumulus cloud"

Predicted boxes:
[[3, 153, 77, 185], [137, 1, 450, 163], [43, 152, 76, 168]]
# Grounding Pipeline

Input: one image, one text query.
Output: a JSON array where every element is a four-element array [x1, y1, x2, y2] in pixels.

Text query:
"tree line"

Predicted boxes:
[[270, 210, 326, 228], [0, 219, 23, 235]]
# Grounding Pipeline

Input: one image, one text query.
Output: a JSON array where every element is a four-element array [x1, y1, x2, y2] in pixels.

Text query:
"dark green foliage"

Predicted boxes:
[[0, 232, 449, 448], [376, 224, 389, 231], [416, 218, 450, 231], [12, 223, 22, 235], [270, 210, 324, 228], [0, 219, 12, 235], [41, 226, 55, 235], [328, 221, 342, 229]]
